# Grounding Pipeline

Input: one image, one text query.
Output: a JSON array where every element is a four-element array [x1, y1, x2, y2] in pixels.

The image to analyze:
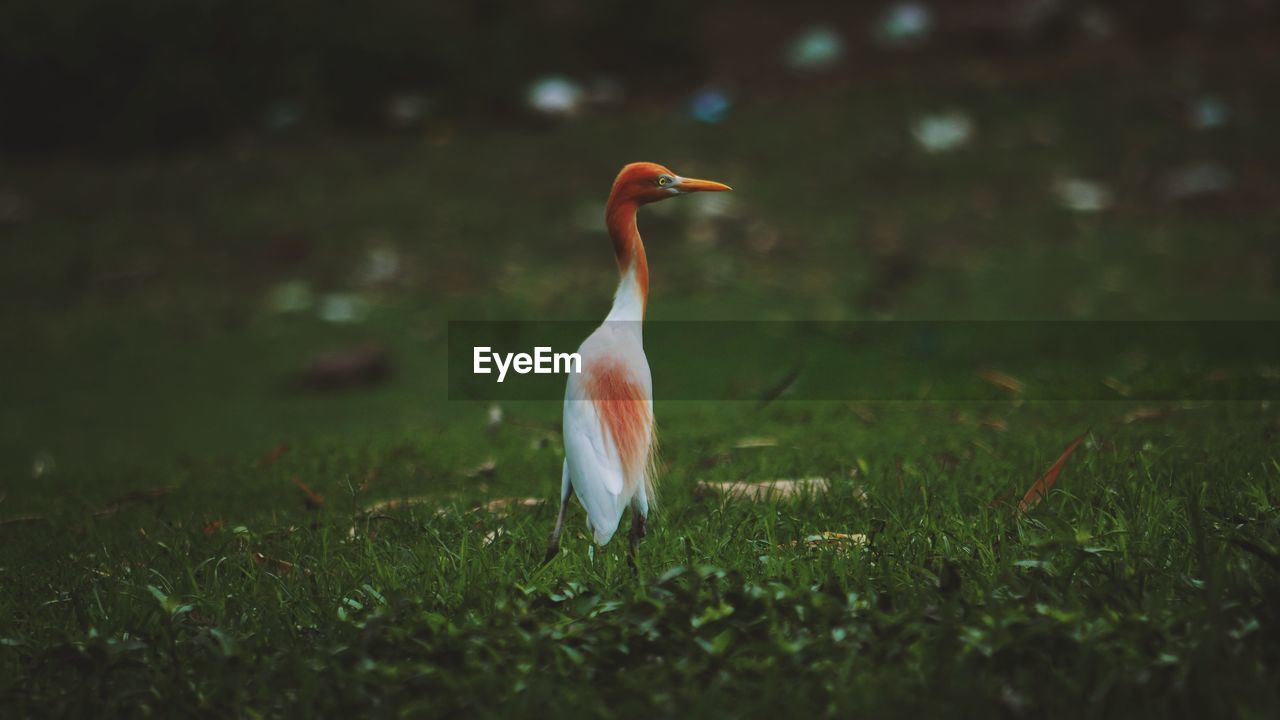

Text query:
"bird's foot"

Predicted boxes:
[[542, 540, 561, 565], [626, 544, 639, 576], [626, 514, 646, 576]]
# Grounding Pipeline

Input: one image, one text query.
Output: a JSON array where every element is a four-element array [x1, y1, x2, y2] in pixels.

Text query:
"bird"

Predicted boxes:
[[544, 162, 731, 564]]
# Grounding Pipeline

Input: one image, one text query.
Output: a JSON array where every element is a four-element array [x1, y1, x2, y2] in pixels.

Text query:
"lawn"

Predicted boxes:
[[2, 54, 1279, 717]]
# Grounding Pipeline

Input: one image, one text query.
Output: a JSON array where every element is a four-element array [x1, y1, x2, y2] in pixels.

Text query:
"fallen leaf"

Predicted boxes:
[[1019, 432, 1087, 513], [479, 497, 544, 514], [203, 520, 225, 535], [483, 528, 506, 546], [302, 343, 392, 391], [912, 111, 974, 153], [251, 552, 301, 575], [850, 405, 877, 425], [979, 417, 1009, 432], [1053, 177, 1112, 213], [733, 437, 779, 449], [1103, 377, 1132, 397], [465, 459, 497, 479], [978, 369, 1025, 396], [971, 439, 997, 457], [291, 476, 324, 509], [800, 531, 869, 552], [31, 453, 55, 479], [698, 452, 728, 469], [360, 496, 434, 515], [93, 486, 176, 517], [0, 514, 47, 527], [934, 450, 964, 470], [260, 443, 289, 466], [1122, 407, 1174, 424], [698, 477, 830, 501]]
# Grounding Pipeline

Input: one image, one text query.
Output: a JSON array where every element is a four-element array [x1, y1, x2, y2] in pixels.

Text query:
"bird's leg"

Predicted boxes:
[[626, 510, 647, 575], [543, 465, 573, 564], [543, 493, 571, 563], [626, 486, 650, 575]]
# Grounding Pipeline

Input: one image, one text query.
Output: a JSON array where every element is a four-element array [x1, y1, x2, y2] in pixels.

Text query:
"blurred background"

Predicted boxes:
[[1, 0, 1278, 488], [3, 1, 1279, 153]]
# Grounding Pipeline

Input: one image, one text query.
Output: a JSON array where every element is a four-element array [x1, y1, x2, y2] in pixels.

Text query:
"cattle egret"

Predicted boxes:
[[544, 162, 731, 563]]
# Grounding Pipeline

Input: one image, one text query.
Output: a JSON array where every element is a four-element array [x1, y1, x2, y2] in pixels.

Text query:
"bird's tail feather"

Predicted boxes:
[[643, 422, 659, 510]]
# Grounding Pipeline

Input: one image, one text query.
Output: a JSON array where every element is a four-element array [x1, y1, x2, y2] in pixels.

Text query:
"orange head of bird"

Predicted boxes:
[[608, 162, 731, 206]]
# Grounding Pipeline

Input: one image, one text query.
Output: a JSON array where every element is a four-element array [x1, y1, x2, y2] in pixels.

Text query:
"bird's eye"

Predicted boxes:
[[656, 175, 671, 186]]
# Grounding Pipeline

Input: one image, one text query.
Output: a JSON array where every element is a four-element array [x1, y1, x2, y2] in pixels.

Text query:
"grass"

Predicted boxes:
[[2, 52, 1280, 717], [3, 403, 1278, 717]]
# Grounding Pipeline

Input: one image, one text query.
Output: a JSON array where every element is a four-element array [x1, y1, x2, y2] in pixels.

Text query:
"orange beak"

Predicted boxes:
[[678, 177, 732, 193]]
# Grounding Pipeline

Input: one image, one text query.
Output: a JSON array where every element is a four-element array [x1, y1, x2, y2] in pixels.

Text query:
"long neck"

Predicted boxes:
[[604, 196, 649, 321]]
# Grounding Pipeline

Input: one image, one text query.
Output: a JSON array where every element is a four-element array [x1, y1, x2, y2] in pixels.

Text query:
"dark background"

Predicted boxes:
[[2, 0, 1278, 461], [3, 0, 1278, 153]]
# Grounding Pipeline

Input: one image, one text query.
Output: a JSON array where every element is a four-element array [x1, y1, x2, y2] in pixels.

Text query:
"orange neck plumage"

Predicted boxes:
[[604, 195, 649, 316]]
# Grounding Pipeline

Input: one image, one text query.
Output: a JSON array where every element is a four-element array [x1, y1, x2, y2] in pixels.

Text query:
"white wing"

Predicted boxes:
[[562, 322, 652, 545], [563, 387, 628, 544]]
